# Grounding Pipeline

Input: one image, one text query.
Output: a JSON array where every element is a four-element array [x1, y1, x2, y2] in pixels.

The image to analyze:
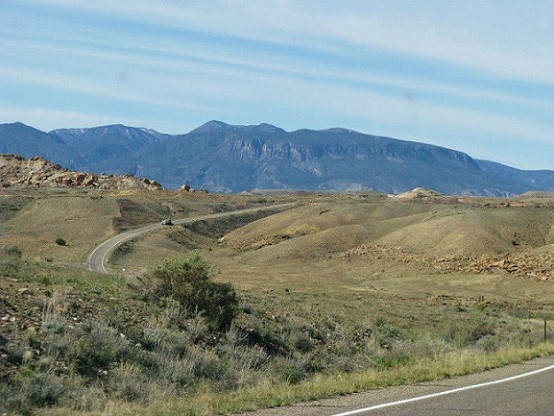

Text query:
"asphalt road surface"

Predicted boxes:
[[86, 202, 296, 274], [238, 355, 554, 416]]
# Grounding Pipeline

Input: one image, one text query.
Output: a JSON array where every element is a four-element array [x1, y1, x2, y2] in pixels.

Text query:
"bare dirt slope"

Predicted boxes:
[[222, 197, 554, 262]]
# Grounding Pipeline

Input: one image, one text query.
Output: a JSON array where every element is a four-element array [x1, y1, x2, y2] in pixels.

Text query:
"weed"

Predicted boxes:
[[185, 314, 212, 344], [68, 321, 136, 376], [293, 333, 315, 353], [26, 371, 66, 407], [1, 370, 66, 414], [108, 363, 152, 402], [1, 244, 22, 259], [42, 304, 66, 334], [238, 326, 290, 356], [476, 334, 500, 352], [373, 317, 406, 351], [281, 363, 304, 385], [110, 239, 137, 263]]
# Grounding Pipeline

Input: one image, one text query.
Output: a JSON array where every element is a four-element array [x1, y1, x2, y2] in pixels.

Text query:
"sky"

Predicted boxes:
[[1, 1, 553, 170]]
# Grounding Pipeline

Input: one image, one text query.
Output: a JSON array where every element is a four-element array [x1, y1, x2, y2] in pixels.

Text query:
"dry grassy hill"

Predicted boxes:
[[2, 186, 554, 416], [2, 187, 553, 283], [0, 186, 284, 265], [220, 194, 553, 262], [95, 190, 554, 313]]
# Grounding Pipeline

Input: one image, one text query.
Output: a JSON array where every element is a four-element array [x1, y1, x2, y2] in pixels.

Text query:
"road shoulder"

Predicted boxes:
[[236, 355, 554, 416]]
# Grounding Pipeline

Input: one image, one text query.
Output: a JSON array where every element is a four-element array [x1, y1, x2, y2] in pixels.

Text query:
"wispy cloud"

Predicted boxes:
[[1, 0, 553, 168], [22, 0, 554, 83]]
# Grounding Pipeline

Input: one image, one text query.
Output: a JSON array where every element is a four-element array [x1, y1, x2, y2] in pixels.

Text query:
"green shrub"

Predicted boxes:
[[202, 281, 240, 331], [278, 358, 313, 385], [1, 245, 22, 259], [55, 238, 67, 246], [444, 317, 496, 347], [149, 253, 240, 331], [281, 364, 303, 385]]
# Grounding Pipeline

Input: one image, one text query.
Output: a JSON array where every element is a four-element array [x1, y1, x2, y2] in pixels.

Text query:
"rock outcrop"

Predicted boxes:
[[0, 154, 163, 190], [392, 187, 446, 200]]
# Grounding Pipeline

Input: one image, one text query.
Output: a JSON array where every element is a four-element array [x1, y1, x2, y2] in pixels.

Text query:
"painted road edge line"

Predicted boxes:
[[331, 362, 554, 416]]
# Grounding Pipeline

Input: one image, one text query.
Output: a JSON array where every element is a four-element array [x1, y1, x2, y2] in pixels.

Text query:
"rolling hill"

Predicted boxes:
[[2, 185, 554, 415]]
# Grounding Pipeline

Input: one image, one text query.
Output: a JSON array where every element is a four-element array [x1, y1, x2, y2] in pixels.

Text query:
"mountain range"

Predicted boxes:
[[1, 120, 553, 196]]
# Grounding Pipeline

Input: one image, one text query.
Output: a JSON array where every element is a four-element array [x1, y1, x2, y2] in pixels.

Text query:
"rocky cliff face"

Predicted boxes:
[[0, 154, 163, 190], [1, 121, 554, 195]]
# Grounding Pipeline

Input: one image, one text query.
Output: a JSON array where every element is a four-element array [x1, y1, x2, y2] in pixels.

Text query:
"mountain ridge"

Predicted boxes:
[[1, 121, 553, 196]]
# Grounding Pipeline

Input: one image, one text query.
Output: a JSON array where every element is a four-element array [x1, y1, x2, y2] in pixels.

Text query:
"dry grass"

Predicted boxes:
[[36, 344, 554, 416], [1, 191, 119, 263], [3, 189, 554, 415]]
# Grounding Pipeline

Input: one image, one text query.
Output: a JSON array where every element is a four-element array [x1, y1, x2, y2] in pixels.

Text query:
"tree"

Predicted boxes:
[[150, 253, 239, 331]]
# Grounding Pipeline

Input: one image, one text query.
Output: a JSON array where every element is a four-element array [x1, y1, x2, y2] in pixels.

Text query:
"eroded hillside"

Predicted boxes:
[[217, 193, 554, 282]]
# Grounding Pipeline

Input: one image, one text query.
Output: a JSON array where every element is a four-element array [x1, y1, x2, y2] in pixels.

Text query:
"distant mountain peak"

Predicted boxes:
[[325, 127, 358, 134], [7, 121, 26, 127], [190, 120, 232, 134], [242, 123, 287, 135], [190, 121, 287, 135], [3, 121, 43, 132], [256, 123, 284, 132]]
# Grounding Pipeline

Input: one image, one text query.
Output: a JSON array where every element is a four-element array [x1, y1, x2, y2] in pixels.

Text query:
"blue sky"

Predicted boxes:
[[1, 0, 553, 170]]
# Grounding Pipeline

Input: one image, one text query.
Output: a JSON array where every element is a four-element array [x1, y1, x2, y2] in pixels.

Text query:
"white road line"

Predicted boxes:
[[331, 362, 554, 416]]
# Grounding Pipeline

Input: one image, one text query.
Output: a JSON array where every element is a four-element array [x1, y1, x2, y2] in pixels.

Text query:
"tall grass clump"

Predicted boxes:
[[0, 244, 35, 281], [1, 244, 22, 276]]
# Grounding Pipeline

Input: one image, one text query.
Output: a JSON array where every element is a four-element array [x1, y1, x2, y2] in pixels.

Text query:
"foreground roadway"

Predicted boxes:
[[87, 202, 296, 274], [238, 355, 554, 416]]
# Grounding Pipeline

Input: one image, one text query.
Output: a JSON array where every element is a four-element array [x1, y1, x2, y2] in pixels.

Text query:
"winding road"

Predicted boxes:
[[86, 202, 296, 274]]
